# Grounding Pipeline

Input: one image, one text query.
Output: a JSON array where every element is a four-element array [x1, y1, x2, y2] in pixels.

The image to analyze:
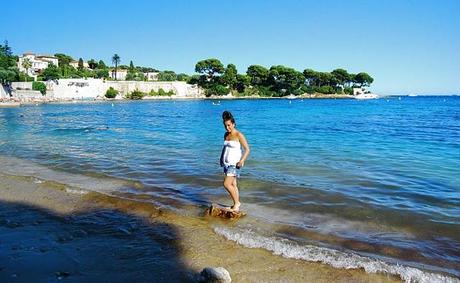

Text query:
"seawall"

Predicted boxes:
[[11, 79, 204, 100]]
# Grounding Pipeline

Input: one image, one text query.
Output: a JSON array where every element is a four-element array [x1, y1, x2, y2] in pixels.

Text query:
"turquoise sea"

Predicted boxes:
[[0, 96, 459, 281]]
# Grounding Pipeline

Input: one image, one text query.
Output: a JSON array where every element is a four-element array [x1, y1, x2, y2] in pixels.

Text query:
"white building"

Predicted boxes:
[[69, 60, 89, 69], [109, 69, 128, 80], [18, 53, 59, 80]]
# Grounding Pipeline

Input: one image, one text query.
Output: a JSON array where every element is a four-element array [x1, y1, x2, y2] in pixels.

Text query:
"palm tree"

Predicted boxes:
[[111, 54, 120, 80], [22, 58, 32, 82]]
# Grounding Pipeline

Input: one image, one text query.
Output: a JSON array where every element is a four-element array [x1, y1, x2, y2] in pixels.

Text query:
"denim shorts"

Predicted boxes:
[[223, 165, 240, 177]]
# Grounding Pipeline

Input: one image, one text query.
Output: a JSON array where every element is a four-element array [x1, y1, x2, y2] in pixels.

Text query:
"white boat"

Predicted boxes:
[[354, 92, 379, 100]]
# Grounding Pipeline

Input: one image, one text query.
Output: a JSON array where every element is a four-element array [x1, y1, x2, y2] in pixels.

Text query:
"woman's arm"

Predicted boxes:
[[220, 133, 227, 167], [237, 132, 250, 168], [219, 146, 225, 167]]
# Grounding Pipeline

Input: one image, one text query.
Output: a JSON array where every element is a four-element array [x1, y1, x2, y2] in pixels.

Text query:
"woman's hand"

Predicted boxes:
[[236, 160, 244, 169]]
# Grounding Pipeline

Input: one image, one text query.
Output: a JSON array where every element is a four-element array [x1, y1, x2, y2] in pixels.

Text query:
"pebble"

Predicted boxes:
[[198, 267, 231, 283]]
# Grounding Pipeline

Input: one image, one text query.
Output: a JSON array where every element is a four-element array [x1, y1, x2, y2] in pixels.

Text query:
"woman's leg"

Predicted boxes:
[[232, 178, 241, 211], [223, 176, 240, 211]]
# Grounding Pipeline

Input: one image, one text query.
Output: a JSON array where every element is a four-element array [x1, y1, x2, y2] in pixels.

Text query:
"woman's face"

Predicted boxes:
[[224, 120, 235, 133]]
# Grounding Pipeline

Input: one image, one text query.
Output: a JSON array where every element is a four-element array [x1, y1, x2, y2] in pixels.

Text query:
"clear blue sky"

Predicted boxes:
[[1, 0, 459, 95]]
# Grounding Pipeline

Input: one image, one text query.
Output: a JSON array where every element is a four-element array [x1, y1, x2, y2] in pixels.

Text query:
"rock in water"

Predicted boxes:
[[199, 267, 231, 283], [205, 204, 246, 219]]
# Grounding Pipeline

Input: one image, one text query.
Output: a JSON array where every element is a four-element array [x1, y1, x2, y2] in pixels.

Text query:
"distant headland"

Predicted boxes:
[[1, 40, 375, 103]]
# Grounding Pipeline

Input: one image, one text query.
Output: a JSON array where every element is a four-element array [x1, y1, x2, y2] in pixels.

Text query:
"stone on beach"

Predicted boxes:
[[198, 267, 231, 283], [205, 204, 246, 220]]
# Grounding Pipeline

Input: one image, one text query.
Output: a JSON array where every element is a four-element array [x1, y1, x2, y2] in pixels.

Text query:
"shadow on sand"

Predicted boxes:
[[0, 200, 196, 282]]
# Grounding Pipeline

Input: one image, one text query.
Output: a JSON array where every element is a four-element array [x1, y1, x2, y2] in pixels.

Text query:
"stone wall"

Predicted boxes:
[[13, 90, 43, 101], [10, 79, 204, 100], [105, 81, 202, 98], [11, 82, 33, 90], [46, 78, 106, 100]]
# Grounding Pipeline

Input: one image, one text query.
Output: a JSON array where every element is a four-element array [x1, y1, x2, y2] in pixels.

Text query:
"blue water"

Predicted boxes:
[[1, 96, 459, 277]]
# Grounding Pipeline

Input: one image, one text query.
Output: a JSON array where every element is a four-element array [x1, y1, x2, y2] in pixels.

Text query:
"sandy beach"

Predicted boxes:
[[0, 170, 401, 282]]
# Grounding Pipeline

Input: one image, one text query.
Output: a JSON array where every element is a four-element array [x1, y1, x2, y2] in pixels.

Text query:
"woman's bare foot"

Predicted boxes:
[[231, 202, 241, 212]]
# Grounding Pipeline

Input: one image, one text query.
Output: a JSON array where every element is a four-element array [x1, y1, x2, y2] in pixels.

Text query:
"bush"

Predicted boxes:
[[96, 69, 109, 79], [149, 88, 175, 96], [205, 84, 229, 97], [32, 81, 46, 95], [317, 86, 335, 94], [343, 87, 353, 95], [256, 86, 275, 97], [126, 89, 145, 99], [18, 72, 34, 82], [291, 89, 304, 96], [105, 87, 118, 98]]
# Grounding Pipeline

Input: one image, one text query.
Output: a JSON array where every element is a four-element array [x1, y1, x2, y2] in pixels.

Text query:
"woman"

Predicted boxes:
[[220, 111, 250, 212]]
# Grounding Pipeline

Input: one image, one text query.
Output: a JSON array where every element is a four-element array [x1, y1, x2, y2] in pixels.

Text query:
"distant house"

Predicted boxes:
[[144, 72, 159, 81], [109, 69, 128, 80], [18, 53, 59, 81], [69, 60, 89, 69]]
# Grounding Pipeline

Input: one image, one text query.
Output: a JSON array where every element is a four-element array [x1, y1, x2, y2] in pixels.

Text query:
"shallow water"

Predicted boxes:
[[0, 97, 459, 280]]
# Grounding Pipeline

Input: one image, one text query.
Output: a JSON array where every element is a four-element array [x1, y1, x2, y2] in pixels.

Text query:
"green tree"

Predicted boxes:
[[235, 74, 250, 93], [157, 70, 177, 81], [268, 65, 304, 96], [129, 60, 135, 71], [1, 40, 12, 56], [21, 58, 32, 82], [98, 60, 107, 69], [111, 54, 120, 80], [187, 74, 201, 85], [205, 84, 228, 97], [303, 69, 317, 86], [331, 68, 350, 90], [195, 58, 224, 83], [221, 64, 238, 89], [88, 59, 98, 69], [318, 72, 337, 88], [78, 58, 84, 71], [59, 65, 77, 78], [95, 68, 109, 79], [41, 63, 60, 81], [246, 65, 269, 86], [177, 73, 190, 81], [54, 53, 73, 66], [0, 40, 19, 85], [354, 72, 374, 87]]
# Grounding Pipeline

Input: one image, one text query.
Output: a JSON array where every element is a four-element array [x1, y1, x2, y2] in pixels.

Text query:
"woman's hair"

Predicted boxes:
[[222, 110, 235, 124]]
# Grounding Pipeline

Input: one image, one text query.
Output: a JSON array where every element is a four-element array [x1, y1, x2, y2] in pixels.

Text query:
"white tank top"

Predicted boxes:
[[222, 140, 242, 166]]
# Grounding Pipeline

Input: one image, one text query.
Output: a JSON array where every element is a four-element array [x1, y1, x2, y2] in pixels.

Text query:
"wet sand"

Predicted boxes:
[[0, 172, 401, 282]]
